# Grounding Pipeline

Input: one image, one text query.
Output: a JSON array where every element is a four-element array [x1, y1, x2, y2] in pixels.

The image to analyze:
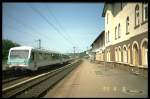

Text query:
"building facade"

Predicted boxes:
[[91, 31, 105, 62], [102, 2, 148, 68]]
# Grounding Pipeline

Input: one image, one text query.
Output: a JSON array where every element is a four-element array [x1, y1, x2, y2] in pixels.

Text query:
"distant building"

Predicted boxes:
[[91, 31, 105, 62], [86, 48, 95, 62]]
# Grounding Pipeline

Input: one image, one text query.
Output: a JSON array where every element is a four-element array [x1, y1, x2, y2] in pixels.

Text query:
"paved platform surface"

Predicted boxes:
[[44, 59, 148, 98]]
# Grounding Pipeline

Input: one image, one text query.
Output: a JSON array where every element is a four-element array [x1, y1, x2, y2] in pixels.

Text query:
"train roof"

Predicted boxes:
[[10, 46, 66, 55], [33, 48, 61, 54], [10, 46, 33, 50]]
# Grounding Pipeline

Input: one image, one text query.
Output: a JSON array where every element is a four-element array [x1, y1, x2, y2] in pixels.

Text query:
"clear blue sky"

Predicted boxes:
[[3, 3, 104, 53]]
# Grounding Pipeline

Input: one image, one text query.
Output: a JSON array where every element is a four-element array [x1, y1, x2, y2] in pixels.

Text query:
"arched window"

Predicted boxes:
[[126, 17, 129, 34], [142, 3, 148, 22], [135, 4, 140, 26], [118, 24, 121, 38], [107, 13, 109, 24], [115, 26, 117, 40], [108, 31, 109, 42], [106, 32, 107, 43]]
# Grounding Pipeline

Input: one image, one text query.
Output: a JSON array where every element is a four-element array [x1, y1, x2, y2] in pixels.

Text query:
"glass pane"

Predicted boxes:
[[10, 50, 29, 59]]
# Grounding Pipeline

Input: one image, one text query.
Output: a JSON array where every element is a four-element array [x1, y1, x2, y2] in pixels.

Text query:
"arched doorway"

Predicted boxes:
[[128, 45, 131, 64], [108, 50, 110, 61], [141, 41, 148, 66], [102, 52, 104, 61], [115, 48, 118, 61], [133, 43, 139, 66], [123, 46, 127, 63], [118, 47, 121, 62], [106, 51, 108, 61]]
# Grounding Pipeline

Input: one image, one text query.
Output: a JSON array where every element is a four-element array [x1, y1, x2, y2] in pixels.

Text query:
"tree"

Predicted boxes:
[[2, 39, 20, 61]]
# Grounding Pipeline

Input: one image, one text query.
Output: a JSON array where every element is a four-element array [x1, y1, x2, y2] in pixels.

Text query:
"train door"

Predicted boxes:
[[31, 51, 37, 70], [34, 52, 38, 69]]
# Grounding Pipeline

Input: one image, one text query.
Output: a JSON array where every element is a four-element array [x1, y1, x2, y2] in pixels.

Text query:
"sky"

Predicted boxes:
[[3, 3, 104, 53]]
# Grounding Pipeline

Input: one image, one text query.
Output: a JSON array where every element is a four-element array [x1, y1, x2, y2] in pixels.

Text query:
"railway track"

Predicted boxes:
[[3, 59, 73, 80], [2, 59, 82, 98], [2, 60, 71, 83], [2, 60, 72, 89], [2, 62, 68, 89]]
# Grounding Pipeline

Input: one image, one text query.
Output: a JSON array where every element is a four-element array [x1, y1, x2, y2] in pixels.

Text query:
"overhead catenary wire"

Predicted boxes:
[[2, 30, 32, 47], [5, 16, 52, 48], [6, 13, 72, 51], [3, 24, 40, 48], [28, 4, 76, 48], [6, 15, 55, 44], [4, 15, 57, 50], [46, 5, 81, 46], [45, 5, 81, 48], [28, 4, 75, 53], [4, 4, 78, 53], [3, 18, 39, 39]]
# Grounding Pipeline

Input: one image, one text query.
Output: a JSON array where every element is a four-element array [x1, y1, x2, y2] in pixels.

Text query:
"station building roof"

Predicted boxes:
[[90, 30, 105, 47]]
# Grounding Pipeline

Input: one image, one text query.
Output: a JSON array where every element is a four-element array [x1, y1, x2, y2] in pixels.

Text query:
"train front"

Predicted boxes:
[[7, 48, 30, 71]]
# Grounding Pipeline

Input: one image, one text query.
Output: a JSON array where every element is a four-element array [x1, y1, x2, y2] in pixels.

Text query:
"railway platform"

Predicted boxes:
[[44, 59, 148, 98]]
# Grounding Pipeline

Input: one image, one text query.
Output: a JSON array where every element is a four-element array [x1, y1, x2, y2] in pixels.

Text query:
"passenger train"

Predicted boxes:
[[7, 46, 71, 71]]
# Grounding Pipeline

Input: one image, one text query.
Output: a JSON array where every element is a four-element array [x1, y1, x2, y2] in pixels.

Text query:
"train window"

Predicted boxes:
[[41, 53, 42, 60], [44, 53, 46, 59], [47, 54, 48, 59], [37, 52, 40, 60], [44, 53, 45, 59], [41, 53, 43, 60], [38, 53, 40, 60], [43, 53, 45, 60], [39, 53, 42, 60], [48, 54, 50, 59], [52, 53, 55, 59], [41, 53, 43, 59], [10, 50, 29, 59], [36, 52, 39, 60], [31, 52, 34, 60]]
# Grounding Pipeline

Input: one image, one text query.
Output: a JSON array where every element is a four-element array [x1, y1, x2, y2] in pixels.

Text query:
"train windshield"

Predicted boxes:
[[10, 50, 29, 59]]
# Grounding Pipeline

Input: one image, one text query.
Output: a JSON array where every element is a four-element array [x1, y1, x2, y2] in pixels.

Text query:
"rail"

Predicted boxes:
[[2, 59, 82, 98]]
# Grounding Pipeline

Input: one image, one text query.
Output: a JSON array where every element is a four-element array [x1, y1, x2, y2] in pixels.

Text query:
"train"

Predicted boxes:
[[7, 46, 72, 71]]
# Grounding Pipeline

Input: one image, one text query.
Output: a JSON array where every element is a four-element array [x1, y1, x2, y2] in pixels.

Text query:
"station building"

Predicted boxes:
[[91, 2, 148, 76], [91, 31, 105, 62]]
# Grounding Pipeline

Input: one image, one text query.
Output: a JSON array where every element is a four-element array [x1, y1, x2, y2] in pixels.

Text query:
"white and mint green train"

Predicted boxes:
[[7, 46, 70, 71]]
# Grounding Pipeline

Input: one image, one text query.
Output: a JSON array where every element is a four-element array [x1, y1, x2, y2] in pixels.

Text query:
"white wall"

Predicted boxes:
[[105, 3, 148, 48]]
